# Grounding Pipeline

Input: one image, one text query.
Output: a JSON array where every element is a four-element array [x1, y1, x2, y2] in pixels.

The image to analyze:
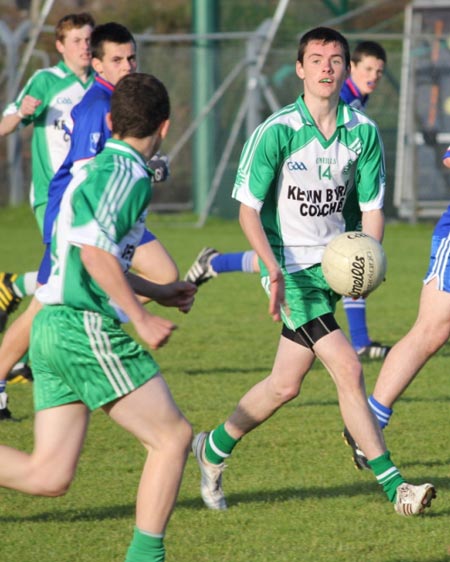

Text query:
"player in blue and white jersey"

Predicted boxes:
[[185, 41, 390, 360], [351, 149, 450, 467]]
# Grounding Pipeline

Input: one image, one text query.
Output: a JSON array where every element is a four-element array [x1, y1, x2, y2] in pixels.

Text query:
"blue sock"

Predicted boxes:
[[368, 395, 393, 429], [210, 252, 246, 274], [0, 381, 5, 392], [342, 296, 371, 349]]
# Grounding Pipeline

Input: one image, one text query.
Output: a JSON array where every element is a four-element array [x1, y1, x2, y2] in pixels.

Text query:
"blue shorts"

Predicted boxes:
[[424, 234, 450, 292], [37, 228, 157, 286]]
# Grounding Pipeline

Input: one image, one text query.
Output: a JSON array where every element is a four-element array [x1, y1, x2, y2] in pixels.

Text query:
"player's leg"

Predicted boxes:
[[314, 328, 386, 459], [371, 277, 450, 415], [369, 232, 450, 426], [0, 402, 89, 495], [104, 374, 192, 561], [315, 327, 435, 512], [0, 297, 42, 414], [184, 248, 257, 286], [131, 231, 179, 285], [0, 273, 25, 333], [0, 205, 44, 333], [193, 331, 315, 510], [342, 296, 390, 359], [0, 242, 51, 416]]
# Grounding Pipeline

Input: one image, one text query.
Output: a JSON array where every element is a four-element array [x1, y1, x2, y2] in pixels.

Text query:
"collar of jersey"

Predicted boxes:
[[94, 74, 115, 92], [57, 60, 94, 86], [296, 94, 353, 128], [103, 138, 150, 173]]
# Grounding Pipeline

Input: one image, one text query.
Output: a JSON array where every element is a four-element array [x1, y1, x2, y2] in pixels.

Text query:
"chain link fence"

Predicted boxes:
[[0, 24, 403, 220]]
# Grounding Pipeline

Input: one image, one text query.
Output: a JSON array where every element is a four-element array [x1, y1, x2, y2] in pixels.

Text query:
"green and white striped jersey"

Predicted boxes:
[[3, 61, 93, 211], [232, 95, 386, 275], [36, 139, 152, 322]]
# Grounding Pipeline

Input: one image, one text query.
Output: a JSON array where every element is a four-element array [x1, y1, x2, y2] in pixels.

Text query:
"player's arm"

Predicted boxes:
[[126, 272, 197, 314], [80, 244, 176, 350], [443, 145, 450, 168], [239, 203, 285, 322], [0, 95, 42, 136], [361, 208, 384, 243]]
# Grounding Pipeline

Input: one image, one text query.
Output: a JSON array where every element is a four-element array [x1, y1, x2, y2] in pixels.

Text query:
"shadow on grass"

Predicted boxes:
[[2, 476, 448, 523], [393, 554, 450, 562], [179, 474, 450, 513], [399, 457, 450, 469], [399, 395, 450, 403], [185, 367, 269, 376]]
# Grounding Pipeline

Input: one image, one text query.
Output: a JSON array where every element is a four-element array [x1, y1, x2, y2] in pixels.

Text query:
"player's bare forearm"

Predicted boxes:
[[0, 95, 41, 136], [362, 208, 384, 242], [80, 245, 176, 349], [239, 203, 285, 321], [127, 273, 197, 313]]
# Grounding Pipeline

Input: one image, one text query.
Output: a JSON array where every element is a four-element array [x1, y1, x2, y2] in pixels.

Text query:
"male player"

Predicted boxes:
[[0, 72, 196, 562], [343, 146, 450, 470], [185, 41, 390, 360], [0, 22, 177, 420], [0, 12, 95, 331], [192, 27, 435, 517]]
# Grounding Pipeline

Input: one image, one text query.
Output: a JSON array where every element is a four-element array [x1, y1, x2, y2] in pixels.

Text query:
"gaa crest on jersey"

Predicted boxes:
[[89, 132, 102, 154]]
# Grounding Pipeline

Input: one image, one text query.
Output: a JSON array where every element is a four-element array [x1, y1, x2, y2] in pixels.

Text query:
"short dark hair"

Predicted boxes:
[[297, 26, 350, 67], [90, 22, 136, 60], [111, 73, 170, 139], [55, 12, 95, 43], [351, 41, 387, 64]]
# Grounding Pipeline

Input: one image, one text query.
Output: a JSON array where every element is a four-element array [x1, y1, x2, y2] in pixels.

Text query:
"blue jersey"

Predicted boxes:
[[340, 77, 369, 111], [432, 205, 450, 237], [43, 75, 114, 244]]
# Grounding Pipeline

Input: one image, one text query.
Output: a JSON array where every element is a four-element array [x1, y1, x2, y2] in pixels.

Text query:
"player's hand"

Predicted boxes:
[[268, 267, 286, 322], [133, 312, 177, 350], [154, 281, 197, 313], [18, 95, 42, 118], [148, 152, 170, 182]]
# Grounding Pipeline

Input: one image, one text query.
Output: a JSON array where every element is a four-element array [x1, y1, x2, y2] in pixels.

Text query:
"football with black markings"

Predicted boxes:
[[322, 231, 387, 298]]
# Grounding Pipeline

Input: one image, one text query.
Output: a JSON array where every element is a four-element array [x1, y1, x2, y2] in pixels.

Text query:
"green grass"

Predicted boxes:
[[0, 206, 449, 562]]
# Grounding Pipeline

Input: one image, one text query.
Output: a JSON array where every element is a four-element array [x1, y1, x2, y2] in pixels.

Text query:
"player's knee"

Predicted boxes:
[[159, 417, 193, 457], [181, 419, 194, 455], [334, 359, 363, 394], [160, 262, 179, 284], [30, 471, 74, 497], [268, 378, 300, 404], [412, 322, 449, 358]]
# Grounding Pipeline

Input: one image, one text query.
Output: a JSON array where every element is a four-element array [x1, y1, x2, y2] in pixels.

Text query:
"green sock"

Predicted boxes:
[[205, 423, 239, 464], [368, 450, 405, 502], [125, 527, 165, 562]]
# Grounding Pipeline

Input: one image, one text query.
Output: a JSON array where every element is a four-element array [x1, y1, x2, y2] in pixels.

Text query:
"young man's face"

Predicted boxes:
[[350, 55, 384, 96], [56, 25, 92, 73], [296, 40, 348, 101], [92, 41, 137, 86]]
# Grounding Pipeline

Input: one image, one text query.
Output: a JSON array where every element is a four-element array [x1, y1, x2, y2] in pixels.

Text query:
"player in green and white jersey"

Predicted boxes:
[[0, 12, 94, 229], [0, 12, 94, 337], [0, 73, 197, 562], [192, 26, 435, 517]]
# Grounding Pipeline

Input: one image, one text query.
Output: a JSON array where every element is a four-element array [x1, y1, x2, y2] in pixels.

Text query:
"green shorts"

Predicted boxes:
[[261, 264, 341, 330], [30, 305, 160, 411]]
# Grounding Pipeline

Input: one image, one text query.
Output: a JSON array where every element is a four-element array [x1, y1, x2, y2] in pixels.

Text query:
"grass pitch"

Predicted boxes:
[[0, 206, 449, 562]]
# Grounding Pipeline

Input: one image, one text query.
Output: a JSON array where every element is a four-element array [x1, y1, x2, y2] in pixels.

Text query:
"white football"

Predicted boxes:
[[322, 231, 387, 298]]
